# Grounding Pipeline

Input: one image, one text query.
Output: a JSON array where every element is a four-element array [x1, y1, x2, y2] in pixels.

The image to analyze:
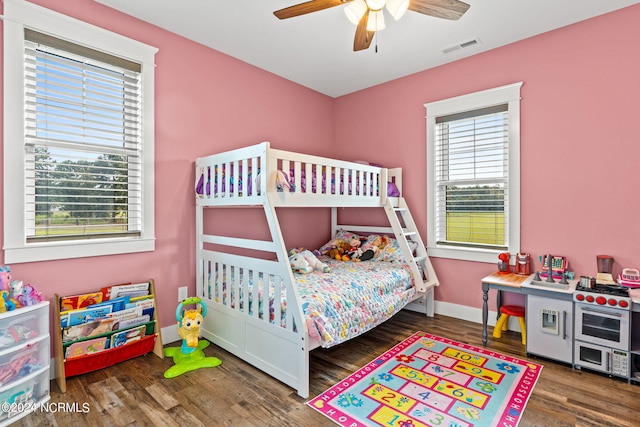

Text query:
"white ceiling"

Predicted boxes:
[[96, 0, 640, 98]]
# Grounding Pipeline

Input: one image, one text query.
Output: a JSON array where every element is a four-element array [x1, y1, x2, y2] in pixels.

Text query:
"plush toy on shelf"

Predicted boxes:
[[0, 266, 44, 311], [18, 284, 43, 307], [0, 291, 11, 313], [163, 296, 221, 378], [9, 280, 23, 301], [0, 266, 11, 291]]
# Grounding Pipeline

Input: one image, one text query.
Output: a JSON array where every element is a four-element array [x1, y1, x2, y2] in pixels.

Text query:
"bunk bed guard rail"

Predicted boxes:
[[195, 141, 399, 207]]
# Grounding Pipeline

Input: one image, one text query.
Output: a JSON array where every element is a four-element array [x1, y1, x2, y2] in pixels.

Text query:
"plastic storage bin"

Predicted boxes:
[[0, 336, 49, 389], [0, 304, 49, 351], [0, 364, 50, 424], [0, 302, 51, 426]]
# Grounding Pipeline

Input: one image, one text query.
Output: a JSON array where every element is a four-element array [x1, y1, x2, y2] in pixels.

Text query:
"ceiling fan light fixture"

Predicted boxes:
[[345, 0, 368, 25], [365, 0, 387, 11], [386, 0, 409, 20], [366, 9, 386, 31]]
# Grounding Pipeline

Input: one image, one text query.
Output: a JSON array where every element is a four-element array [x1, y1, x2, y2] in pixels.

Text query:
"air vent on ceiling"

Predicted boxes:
[[442, 38, 481, 54]]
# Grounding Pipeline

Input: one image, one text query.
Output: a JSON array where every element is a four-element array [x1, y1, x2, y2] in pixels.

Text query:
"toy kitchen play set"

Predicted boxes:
[[518, 254, 640, 383]]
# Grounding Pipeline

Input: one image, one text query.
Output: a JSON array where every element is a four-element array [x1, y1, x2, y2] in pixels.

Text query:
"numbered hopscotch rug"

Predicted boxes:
[[307, 331, 542, 427]]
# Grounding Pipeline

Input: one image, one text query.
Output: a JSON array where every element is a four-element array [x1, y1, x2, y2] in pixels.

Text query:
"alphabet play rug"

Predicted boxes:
[[307, 332, 542, 427]]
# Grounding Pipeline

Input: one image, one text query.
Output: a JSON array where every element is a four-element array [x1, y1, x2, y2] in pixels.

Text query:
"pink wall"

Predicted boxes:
[[0, 0, 334, 330], [333, 4, 640, 310], [2, 1, 640, 334]]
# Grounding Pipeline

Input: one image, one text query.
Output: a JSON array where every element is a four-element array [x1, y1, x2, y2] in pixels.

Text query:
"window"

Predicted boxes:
[[425, 83, 522, 263], [3, 0, 157, 263]]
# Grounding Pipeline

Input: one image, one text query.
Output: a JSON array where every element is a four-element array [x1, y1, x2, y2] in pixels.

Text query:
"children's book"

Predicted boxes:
[[60, 305, 113, 328], [109, 325, 146, 348], [60, 292, 103, 311], [112, 314, 150, 332], [85, 296, 130, 313], [65, 336, 108, 359], [125, 296, 155, 318], [108, 307, 143, 323], [110, 282, 150, 299], [62, 318, 115, 342], [100, 282, 133, 301]]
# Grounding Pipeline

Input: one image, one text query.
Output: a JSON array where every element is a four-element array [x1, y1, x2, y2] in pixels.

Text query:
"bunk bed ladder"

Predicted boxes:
[[384, 197, 439, 316]]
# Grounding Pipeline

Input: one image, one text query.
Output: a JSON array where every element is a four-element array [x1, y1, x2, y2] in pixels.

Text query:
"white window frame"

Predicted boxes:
[[3, 0, 158, 263], [425, 82, 522, 263]]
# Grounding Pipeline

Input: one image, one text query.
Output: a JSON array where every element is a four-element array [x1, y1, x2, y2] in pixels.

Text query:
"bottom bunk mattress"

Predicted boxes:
[[298, 257, 415, 347], [205, 257, 416, 348]]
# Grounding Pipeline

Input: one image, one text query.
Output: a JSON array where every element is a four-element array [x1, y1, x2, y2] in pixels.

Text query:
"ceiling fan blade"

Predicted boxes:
[[354, 11, 374, 51], [274, 0, 350, 19], [408, 0, 470, 21]]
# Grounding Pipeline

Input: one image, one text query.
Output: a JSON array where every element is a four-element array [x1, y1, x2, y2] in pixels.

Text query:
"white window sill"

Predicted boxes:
[[427, 246, 502, 264], [3, 238, 156, 264]]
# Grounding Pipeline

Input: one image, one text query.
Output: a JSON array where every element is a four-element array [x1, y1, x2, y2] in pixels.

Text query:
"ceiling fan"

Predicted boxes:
[[274, 0, 471, 51]]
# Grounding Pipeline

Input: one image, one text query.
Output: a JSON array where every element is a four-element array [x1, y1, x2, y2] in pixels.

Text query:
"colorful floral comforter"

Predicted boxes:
[[207, 256, 415, 348], [298, 257, 415, 347]]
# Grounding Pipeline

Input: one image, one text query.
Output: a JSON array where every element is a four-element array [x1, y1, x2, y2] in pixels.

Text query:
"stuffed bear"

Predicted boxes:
[[323, 239, 351, 261], [289, 249, 330, 274]]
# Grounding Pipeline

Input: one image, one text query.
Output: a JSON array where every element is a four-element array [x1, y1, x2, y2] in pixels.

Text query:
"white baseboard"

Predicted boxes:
[[433, 301, 523, 331], [161, 324, 180, 345]]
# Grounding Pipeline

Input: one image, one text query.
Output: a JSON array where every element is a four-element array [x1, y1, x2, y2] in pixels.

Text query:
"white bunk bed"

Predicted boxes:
[[194, 141, 438, 398]]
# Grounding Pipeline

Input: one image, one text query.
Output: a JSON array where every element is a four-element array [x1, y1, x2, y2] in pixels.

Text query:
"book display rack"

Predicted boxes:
[[53, 279, 163, 393]]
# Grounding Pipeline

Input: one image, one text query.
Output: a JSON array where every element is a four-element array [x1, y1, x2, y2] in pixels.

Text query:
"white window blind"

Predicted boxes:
[[24, 29, 143, 242], [434, 104, 509, 250]]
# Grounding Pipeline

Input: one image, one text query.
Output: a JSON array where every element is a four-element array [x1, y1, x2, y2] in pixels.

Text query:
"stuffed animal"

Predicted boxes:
[[7, 281, 23, 309], [289, 249, 330, 274], [0, 266, 11, 291], [0, 291, 15, 312], [0, 291, 9, 313], [325, 239, 351, 261], [345, 238, 364, 261], [18, 284, 43, 307], [178, 307, 203, 348], [9, 280, 23, 302], [358, 235, 389, 261], [320, 238, 343, 257], [275, 170, 296, 192]]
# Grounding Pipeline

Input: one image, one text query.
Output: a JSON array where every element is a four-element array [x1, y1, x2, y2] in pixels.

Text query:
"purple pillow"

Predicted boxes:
[[387, 182, 400, 197]]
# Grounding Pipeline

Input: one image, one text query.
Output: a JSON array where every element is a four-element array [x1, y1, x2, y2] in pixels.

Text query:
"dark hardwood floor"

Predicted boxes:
[[13, 310, 640, 426]]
